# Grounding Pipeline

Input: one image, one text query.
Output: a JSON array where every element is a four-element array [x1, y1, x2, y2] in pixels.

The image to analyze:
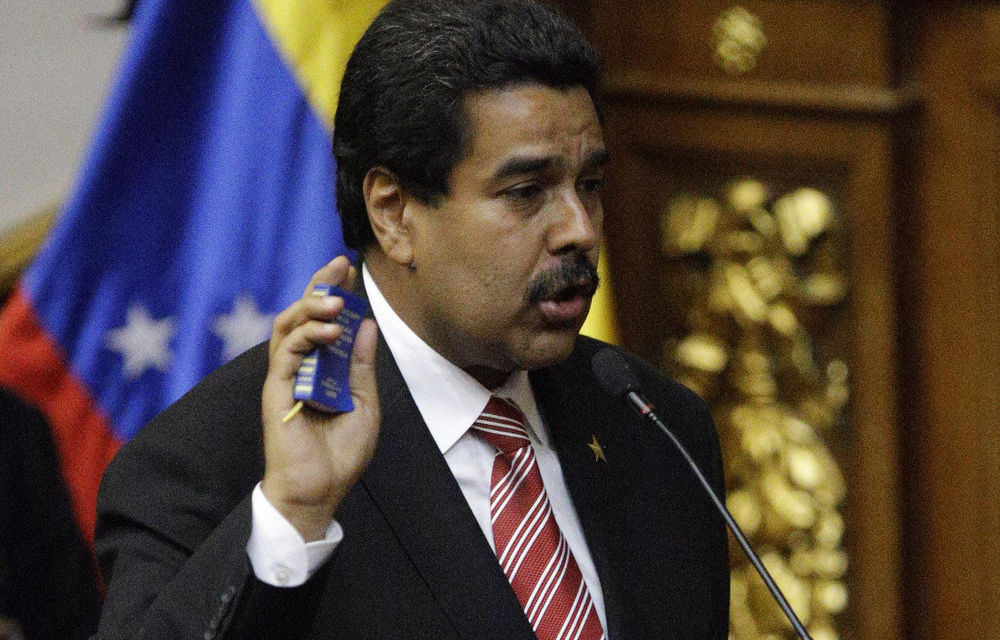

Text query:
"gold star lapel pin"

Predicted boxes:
[[587, 435, 607, 463]]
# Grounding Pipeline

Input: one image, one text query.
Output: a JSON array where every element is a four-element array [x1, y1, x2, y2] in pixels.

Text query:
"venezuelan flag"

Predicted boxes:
[[0, 0, 388, 544]]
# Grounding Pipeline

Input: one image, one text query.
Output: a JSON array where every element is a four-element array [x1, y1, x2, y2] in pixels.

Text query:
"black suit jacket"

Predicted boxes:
[[94, 336, 729, 639]]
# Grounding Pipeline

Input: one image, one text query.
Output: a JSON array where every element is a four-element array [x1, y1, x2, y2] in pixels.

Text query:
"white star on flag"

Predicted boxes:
[[213, 295, 275, 362], [105, 304, 177, 379]]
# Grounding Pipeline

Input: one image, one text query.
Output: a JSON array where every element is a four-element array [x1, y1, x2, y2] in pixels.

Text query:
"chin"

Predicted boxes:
[[515, 328, 580, 371]]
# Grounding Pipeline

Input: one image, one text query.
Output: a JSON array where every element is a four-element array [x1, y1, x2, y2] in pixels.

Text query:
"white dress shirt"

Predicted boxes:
[[246, 266, 607, 633]]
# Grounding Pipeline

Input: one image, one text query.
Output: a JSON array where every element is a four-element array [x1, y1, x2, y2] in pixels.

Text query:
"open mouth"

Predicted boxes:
[[536, 279, 597, 325], [528, 257, 600, 325]]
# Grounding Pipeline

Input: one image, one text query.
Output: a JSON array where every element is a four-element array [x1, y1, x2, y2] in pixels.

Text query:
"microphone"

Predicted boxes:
[[591, 348, 814, 640]]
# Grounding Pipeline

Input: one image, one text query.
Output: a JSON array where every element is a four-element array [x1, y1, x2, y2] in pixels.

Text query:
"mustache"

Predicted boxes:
[[527, 254, 600, 304]]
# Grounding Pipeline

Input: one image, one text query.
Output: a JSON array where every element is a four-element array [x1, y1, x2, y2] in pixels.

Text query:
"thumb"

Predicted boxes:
[[348, 318, 379, 407]]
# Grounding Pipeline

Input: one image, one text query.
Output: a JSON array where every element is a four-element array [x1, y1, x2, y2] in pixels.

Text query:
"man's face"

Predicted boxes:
[[402, 84, 607, 379]]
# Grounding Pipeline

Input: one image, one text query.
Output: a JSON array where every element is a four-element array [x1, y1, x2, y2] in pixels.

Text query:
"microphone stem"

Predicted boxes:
[[625, 391, 814, 640]]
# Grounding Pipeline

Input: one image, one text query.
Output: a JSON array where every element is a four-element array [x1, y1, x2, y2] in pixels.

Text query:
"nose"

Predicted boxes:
[[547, 189, 600, 255]]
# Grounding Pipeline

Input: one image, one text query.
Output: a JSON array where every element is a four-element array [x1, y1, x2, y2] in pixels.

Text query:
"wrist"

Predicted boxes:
[[260, 478, 342, 542]]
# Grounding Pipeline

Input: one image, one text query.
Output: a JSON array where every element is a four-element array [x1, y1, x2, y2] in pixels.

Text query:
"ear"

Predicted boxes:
[[363, 167, 415, 268]]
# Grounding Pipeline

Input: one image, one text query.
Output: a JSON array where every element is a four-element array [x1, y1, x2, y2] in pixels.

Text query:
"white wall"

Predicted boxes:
[[1, 0, 128, 235]]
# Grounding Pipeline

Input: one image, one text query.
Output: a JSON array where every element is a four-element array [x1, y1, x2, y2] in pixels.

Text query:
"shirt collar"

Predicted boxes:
[[362, 265, 546, 454]]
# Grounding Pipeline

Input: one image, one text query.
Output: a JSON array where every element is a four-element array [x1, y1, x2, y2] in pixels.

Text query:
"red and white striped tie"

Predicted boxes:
[[471, 396, 605, 640]]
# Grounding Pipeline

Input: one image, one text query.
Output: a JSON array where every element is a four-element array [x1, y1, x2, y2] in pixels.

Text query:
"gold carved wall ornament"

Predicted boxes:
[[660, 179, 849, 640], [712, 6, 767, 76]]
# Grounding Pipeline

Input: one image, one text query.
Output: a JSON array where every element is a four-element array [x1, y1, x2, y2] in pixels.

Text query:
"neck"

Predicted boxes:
[[463, 365, 512, 390]]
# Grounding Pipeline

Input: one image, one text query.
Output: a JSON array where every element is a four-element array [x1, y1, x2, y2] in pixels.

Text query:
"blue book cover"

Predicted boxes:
[[293, 285, 369, 413]]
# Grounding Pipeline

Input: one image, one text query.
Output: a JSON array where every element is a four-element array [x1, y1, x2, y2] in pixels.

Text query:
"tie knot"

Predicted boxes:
[[471, 396, 530, 455]]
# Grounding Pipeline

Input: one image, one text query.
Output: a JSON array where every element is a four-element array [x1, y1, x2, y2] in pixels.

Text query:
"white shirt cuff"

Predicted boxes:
[[246, 482, 343, 587]]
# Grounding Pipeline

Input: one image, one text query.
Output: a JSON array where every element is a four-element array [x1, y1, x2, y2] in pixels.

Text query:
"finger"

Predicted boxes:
[[269, 320, 344, 381], [271, 294, 345, 349], [301, 256, 353, 297]]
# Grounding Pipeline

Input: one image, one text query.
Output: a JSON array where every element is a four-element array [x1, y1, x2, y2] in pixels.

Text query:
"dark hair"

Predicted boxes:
[[333, 0, 601, 250]]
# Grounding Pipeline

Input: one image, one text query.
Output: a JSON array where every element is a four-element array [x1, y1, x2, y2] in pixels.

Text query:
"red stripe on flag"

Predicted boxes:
[[0, 286, 122, 543]]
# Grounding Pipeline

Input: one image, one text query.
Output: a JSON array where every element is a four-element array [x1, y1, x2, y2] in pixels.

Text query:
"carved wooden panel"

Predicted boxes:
[[600, 93, 902, 639], [654, 165, 853, 639]]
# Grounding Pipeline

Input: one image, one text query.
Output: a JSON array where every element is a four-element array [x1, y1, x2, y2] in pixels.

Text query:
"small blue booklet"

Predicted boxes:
[[292, 284, 369, 413]]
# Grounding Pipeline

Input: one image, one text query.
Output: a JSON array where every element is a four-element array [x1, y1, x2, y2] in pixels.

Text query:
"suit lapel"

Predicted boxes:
[[529, 359, 632, 640], [359, 339, 535, 639]]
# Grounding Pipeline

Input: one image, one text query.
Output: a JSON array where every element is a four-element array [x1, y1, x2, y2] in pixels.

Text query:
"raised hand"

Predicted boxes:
[[260, 256, 380, 541]]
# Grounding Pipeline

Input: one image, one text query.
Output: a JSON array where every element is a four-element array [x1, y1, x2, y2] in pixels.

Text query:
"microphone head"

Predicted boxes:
[[591, 348, 640, 398]]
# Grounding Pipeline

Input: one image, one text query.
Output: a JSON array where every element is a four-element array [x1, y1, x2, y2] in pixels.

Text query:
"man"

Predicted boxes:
[[94, 1, 729, 638]]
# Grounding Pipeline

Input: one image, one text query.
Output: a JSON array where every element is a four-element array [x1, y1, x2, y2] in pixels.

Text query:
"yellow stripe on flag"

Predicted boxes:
[[580, 247, 619, 344], [252, 0, 389, 130]]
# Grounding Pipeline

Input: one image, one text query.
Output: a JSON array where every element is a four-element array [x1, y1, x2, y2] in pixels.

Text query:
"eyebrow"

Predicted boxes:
[[582, 149, 612, 172], [493, 149, 611, 182], [494, 156, 557, 181]]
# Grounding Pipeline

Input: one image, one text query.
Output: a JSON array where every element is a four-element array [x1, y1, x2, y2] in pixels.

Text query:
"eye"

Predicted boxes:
[[504, 183, 543, 201], [577, 176, 603, 195]]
